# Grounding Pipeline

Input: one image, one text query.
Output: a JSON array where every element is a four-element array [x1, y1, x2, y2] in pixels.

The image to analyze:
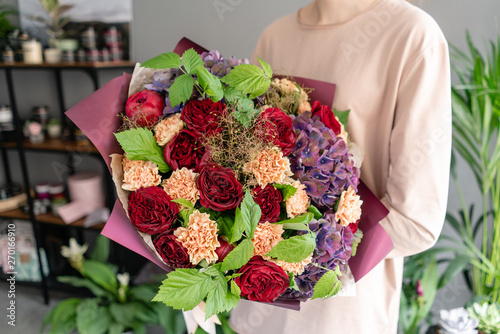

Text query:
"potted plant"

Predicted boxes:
[[41, 236, 187, 334], [433, 31, 500, 305], [467, 302, 500, 334]]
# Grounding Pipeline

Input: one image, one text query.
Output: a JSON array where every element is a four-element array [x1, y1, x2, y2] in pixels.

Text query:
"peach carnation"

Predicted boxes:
[[286, 181, 310, 218], [272, 78, 300, 94], [336, 186, 363, 227], [174, 210, 220, 265], [252, 222, 284, 256], [162, 167, 199, 206], [244, 147, 293, 188], [264, 253, 313, 275], [121, 156, 161, 191], [154, 113, 184, 146]]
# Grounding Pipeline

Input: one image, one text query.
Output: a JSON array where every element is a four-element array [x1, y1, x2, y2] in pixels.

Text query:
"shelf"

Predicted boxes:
[[0, 208, 105, 229], [2, 138, 99, 154], [0, 60, 136, 69]]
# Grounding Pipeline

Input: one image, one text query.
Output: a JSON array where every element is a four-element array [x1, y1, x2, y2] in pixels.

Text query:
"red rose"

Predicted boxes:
[[197, 164, 243, 211], [258, 108, 297, 156], [125, 89, 165, 127], [128, 187, 179, 235], [181, 99, 226, 135], [215, 237, 235, 262], [349, 220, 359, 234], [153, 233, 193, 269], [164, 129, 206, 172], [252, 185, 282, 223], [235, 256, 289, 302], [311, 101, 341, 135]]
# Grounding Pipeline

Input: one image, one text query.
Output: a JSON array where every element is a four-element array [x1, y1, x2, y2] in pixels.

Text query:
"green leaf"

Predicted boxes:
[[311, 269, 342, 300], [220, 238, 254, 272], [308, 205, 323, 220], [76, 299, 109, 334], [171, 198, 195, 209], [129, 284, 158, 302], [265, 233, 316, 263], [170, 73, 194, 107], [151, 302, 186, 334], [90, 235, 110, 264], [195, 65, 224, 102], [109, 302, 140, 328], [42, 298, 80, 334], [438, 254, 472, 289], [419, 256, 439, 318], [257, 57, 273, 78], [334, 109, 350, 128], [57, 276, 110, 298], [228, 208, 246, 243], [216, 215, 234, 239], [108, 322, 126, 334], [272, 183, 297, 201], [141, 52, 181, 69], [241, 190, 262, 239], [232, 97, 260, 129], [114, 128, 171, 173], [274, 213, 314, 226], [182, 48, 203, 74], [221, 64, 271, 99], [132, 323, 147, 334], [152, 268, 212, 311], [82, 260, 118, 294], [205, 270, 239, 319], [282, 222, 310, 231], [230, 280, 241, 297], [351, 229, 363, 257]]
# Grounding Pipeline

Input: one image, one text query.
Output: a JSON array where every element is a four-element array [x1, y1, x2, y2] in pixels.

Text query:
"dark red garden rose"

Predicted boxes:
[[128, 186, 179, 235], [197, 164, 243, 211], [234, 256, 289, 302], [252, 185, 282, 223], [215, 237, 235, 262], [311, 101, 342, 135], [258, 107, 297, 156], [163, 129, 206, 172], [125, 89, 165, 127], [153, 233, 193, 269], [181, 98, 226, 135]]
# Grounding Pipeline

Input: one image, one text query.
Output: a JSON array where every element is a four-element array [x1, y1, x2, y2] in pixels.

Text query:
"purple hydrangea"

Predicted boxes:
[[309, 214, 353, 272], [289, 112, 360, 213], [280, 264, 327, 302], [200, 50, 249, 78]]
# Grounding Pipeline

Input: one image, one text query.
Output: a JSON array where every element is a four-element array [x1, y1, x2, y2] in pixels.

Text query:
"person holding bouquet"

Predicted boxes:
[[230, 0, 451, 333]]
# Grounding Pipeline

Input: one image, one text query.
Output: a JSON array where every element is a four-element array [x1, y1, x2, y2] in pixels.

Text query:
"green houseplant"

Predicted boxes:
[[41, 236, 186, 334], [440, 31, 500, 304]]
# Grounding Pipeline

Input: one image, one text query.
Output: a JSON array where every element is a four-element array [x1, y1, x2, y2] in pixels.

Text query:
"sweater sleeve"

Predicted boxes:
[[380, 42, 452, 258]]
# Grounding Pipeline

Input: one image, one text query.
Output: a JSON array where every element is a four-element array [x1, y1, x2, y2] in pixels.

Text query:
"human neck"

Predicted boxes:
[[300, 0, 381, 25]]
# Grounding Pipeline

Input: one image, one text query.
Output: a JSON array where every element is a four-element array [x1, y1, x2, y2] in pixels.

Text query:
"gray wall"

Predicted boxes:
[[2, 0, 500, 319]]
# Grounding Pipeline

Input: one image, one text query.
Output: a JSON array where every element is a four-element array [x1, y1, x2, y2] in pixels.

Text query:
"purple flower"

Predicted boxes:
[[280, 265, 327, 302]]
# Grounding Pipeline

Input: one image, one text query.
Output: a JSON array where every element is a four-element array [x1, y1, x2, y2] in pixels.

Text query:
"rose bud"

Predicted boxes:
[[215, 237, 235, 262], [311, 101, 342, 136], [125, 89, 165, 127]]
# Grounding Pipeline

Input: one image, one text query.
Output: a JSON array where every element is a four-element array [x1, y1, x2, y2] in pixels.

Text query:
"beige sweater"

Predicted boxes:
[[230, 0, 451, 333]]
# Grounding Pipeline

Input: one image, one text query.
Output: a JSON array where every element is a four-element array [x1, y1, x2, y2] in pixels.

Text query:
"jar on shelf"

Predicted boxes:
[[32, 105, 50, 132], [0, 105, 16, 141]]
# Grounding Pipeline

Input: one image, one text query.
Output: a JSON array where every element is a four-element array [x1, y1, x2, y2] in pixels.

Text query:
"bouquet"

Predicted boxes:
[[66, 38, 394, 321]]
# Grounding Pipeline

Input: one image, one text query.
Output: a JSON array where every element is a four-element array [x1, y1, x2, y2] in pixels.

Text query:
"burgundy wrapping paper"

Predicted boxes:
[[65, 37, 393, 313]]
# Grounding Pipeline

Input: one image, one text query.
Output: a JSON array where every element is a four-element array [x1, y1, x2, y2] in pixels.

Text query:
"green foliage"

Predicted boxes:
[[0, 0, 17, 41], [272, 183, 297, 201], [221, 62, 272, 99], [42, 238, 186, 334], [265, 232, 316, 263], [311, 267, 342, 300], [441, 31, 500, 303], [114, 127, 171, 173], [240, 190, 261, 239], [467, 302, 500, 334], [334, 109, 350, 128], [220, 238, 254, 272]]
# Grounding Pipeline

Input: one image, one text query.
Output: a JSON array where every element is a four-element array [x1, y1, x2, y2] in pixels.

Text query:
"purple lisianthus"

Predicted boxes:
[[289, 112, 360, 213]]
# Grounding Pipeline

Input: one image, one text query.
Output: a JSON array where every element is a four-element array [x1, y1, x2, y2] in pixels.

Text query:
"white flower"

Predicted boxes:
[[439, 307, 478, 334], [61, 238, 88, 261], [117, 272, 130, 287]]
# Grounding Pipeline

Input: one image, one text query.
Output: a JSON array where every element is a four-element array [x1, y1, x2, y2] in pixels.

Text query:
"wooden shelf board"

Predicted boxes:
[[2, 138, 99, 154], [0, 208, 105, 229], [0, 60, 136, 69]]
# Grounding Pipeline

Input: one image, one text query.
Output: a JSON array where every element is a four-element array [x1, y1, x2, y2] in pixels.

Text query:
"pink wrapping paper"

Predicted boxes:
[[65, 38, 393, 311]]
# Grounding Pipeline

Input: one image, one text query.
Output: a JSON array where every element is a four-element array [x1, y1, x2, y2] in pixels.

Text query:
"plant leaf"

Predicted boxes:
[[272, 183, 297, 201], [169, 73, 194, 107], [334, 109, 350, 128], [171, 198, 195, 209], [81, 260, 118, 294], [141, 52, 182, 69], [114, 128, 171, 173], [221, 64, 271, 99], [152, 268, 212, 311], [265, 232, 316, 263], [195, 65, 224, 102], [274, 213, 314, 226], [220, 239, 254, 272], [240, 190, 262, 239], [311, 269, 341, 300], [182, 48, 203, 75], [308, 205, 323, 220], [257, 57, 273, 78], [90, 235, 110, 264]]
